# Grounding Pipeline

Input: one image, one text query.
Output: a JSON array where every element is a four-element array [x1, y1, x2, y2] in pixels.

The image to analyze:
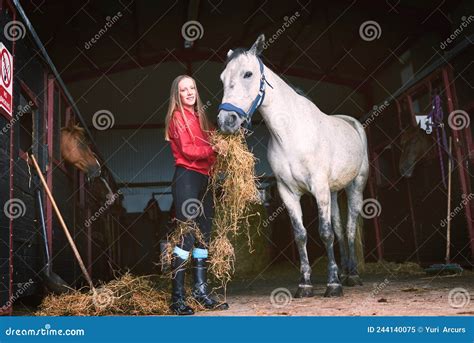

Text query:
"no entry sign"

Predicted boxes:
[[0, 43, 13, 119]]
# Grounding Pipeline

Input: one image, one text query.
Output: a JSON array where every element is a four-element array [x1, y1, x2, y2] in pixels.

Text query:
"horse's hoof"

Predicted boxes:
[[324, 284, 343, 297], [294, 285, 314, 298], [344, 275, 363, 287]]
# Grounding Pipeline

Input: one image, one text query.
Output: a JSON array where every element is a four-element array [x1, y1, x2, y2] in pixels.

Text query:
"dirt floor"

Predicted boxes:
[[195, 262, 474, 316], [12, 261, 474, 316]]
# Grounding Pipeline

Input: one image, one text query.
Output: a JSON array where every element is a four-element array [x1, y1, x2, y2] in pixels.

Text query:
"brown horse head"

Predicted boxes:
[[399, 124, 432, 178], [60, 120, 101, 180]]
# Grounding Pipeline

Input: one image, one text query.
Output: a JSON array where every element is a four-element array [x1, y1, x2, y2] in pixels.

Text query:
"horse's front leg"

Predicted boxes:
[[277, 183, 313, 298], [313, 182, 343, 297]]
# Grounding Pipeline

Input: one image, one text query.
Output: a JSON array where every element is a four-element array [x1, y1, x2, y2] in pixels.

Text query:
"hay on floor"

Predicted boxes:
[[363, 261, 424, 275], [36, 273, 170, 316]]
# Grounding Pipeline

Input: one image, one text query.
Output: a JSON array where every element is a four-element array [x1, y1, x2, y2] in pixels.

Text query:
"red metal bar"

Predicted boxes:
[[442, 67, 474, 259], [46, 76, 54, 255], [3, 0, 16, 316], [19, 80, 39, 107], [463, 101, 474, 161], [402, 89, 421, 263]]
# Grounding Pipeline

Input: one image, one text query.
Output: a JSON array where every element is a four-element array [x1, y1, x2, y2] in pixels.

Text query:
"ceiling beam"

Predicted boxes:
[[63, 47, 367, 90]]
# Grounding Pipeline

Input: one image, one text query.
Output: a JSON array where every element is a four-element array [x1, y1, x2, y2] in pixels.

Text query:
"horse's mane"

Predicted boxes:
[[225, 48, 249, 65], [61, 120, 89, 147]]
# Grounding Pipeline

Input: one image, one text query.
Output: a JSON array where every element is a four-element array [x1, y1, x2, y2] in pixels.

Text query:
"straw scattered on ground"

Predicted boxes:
[[363, 261, 424, 275], [35, 272, 209, 316], [36, 273, 170, 316]]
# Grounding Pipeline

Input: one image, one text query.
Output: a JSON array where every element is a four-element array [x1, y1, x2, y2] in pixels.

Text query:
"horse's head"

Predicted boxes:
[[60, 120, 101, 180], [218, 34, 267, 134], [399, 124, 431, 178]]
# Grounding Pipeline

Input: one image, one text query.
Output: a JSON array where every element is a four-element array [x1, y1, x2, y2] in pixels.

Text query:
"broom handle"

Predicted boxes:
[[31, 154, 95, 290], [445, 137, 452, 264]]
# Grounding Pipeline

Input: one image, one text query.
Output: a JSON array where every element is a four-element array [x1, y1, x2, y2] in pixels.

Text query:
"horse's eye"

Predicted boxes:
[[243, 71, 253, 78]]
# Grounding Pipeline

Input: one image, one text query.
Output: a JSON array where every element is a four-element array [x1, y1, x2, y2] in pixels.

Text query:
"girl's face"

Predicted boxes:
[[178, 77, 196, 108]]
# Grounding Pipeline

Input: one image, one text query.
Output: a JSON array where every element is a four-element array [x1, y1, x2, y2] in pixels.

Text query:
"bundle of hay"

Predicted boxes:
[[207, 130, 262, 289], [36, 273, 171, 316]]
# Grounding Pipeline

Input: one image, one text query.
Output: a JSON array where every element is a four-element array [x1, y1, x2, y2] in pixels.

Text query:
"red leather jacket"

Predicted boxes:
[[168, 108, 216, 176]]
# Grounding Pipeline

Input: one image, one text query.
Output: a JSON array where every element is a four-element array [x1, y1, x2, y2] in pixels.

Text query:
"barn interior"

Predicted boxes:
[[1, 0, 473, 315]]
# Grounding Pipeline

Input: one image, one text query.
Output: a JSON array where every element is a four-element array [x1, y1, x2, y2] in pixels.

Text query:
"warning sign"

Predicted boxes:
[[0, 43, 13, 119]]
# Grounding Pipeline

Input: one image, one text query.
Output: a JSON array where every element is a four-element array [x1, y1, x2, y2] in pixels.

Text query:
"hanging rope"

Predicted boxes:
[[427, 95, 450, 188]]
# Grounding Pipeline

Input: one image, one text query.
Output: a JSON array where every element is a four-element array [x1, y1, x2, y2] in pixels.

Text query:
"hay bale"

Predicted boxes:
[[363, 261, 424, 275]]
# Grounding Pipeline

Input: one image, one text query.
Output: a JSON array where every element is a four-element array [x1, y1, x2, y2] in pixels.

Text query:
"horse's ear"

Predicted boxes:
[[67, 117, 76, 129], [249, 34, 265, 55], [227, 49, 234, 58]]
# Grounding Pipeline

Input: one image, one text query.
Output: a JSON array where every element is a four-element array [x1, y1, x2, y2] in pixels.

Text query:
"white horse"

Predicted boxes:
[[217, 35, 369, 297]]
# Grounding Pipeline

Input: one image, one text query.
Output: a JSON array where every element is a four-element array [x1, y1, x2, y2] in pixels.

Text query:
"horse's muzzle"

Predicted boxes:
[[218, 111, 241, 134], [87, 164, 101, 180]]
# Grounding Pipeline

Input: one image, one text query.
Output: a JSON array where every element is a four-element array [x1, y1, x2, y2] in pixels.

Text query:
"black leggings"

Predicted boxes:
[[171, 166, 213, 251]]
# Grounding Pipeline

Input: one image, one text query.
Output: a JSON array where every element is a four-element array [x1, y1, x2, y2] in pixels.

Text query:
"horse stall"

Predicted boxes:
[[1, 0, 473, 317], [0, 0, 123, 315], [366, 65, 474, 266]]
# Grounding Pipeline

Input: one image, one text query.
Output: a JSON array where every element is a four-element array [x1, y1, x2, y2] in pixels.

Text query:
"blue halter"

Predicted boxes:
[[218, 56, 273, 128]]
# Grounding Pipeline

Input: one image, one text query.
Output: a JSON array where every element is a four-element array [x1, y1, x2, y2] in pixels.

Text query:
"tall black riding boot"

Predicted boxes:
[[170, 254, 194, 315], [192, 258, 229, 310]]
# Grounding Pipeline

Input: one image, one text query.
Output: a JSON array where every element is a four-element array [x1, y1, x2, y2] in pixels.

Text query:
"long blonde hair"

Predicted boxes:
[[164, 75, 212, 141]]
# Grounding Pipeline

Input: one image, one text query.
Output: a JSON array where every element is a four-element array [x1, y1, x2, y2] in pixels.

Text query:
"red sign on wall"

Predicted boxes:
[[0, 43, 13, 119]]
